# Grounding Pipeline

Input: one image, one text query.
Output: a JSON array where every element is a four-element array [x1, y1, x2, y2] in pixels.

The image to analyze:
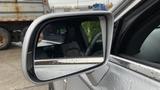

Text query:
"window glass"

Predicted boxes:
[[42, 23, 67, 43], [81, 21, 101, 44], [134, 26, 160, 63]]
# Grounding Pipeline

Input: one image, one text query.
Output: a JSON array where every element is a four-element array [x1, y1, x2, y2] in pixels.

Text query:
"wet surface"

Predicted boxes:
[[0, 43, 48, 90]]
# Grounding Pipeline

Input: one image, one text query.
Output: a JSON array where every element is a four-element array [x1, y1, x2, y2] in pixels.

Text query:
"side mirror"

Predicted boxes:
[[22, 11, 113, 83]]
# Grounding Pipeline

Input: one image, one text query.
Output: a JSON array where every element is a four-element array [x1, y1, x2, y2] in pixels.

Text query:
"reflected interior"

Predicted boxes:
[[34, 16, 105, 81], [36, 16, 103, 59]]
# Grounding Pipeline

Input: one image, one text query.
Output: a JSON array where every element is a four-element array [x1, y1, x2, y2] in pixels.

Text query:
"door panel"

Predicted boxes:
[[54, 76, 90, 90], [99, 59, 160, 90], [55, 58, 160, 90]]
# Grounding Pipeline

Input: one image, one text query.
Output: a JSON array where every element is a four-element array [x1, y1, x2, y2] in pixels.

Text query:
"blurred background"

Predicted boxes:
[[48, 0, 123, 7]]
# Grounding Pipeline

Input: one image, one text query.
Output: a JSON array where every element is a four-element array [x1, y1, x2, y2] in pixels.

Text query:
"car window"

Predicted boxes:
[[42, 23, 67, 43], [134, 26, 160, 63], [81, 21, 101, 44], [119, 18, 160, 66]]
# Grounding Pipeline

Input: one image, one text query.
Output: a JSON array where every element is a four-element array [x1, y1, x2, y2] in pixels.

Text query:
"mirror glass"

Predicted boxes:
[[34, 16, 106, 81]]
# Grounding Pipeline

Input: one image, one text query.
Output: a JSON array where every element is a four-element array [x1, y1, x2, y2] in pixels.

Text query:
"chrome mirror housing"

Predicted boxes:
[[22, 11, 113, 83]]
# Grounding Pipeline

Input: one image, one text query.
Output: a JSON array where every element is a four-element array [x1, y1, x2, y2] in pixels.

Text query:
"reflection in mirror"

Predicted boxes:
[[34, 16, 105, 81]]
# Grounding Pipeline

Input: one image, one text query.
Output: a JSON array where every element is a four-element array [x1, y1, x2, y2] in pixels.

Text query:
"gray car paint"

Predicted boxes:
[[54, 55, 160, 90]]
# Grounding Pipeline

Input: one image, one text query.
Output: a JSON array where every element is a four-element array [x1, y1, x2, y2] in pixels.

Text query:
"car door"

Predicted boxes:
[[107, 1, 160, 90], [53, 0, 160, 90], [100, 0, 160, 90]]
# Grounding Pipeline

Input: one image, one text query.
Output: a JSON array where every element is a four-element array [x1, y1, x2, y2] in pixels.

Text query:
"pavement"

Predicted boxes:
[[0, 43, 48, 90]]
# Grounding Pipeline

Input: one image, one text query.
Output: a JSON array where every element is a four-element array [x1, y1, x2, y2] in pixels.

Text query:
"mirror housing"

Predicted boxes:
[[22, 11, 113, 83]]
